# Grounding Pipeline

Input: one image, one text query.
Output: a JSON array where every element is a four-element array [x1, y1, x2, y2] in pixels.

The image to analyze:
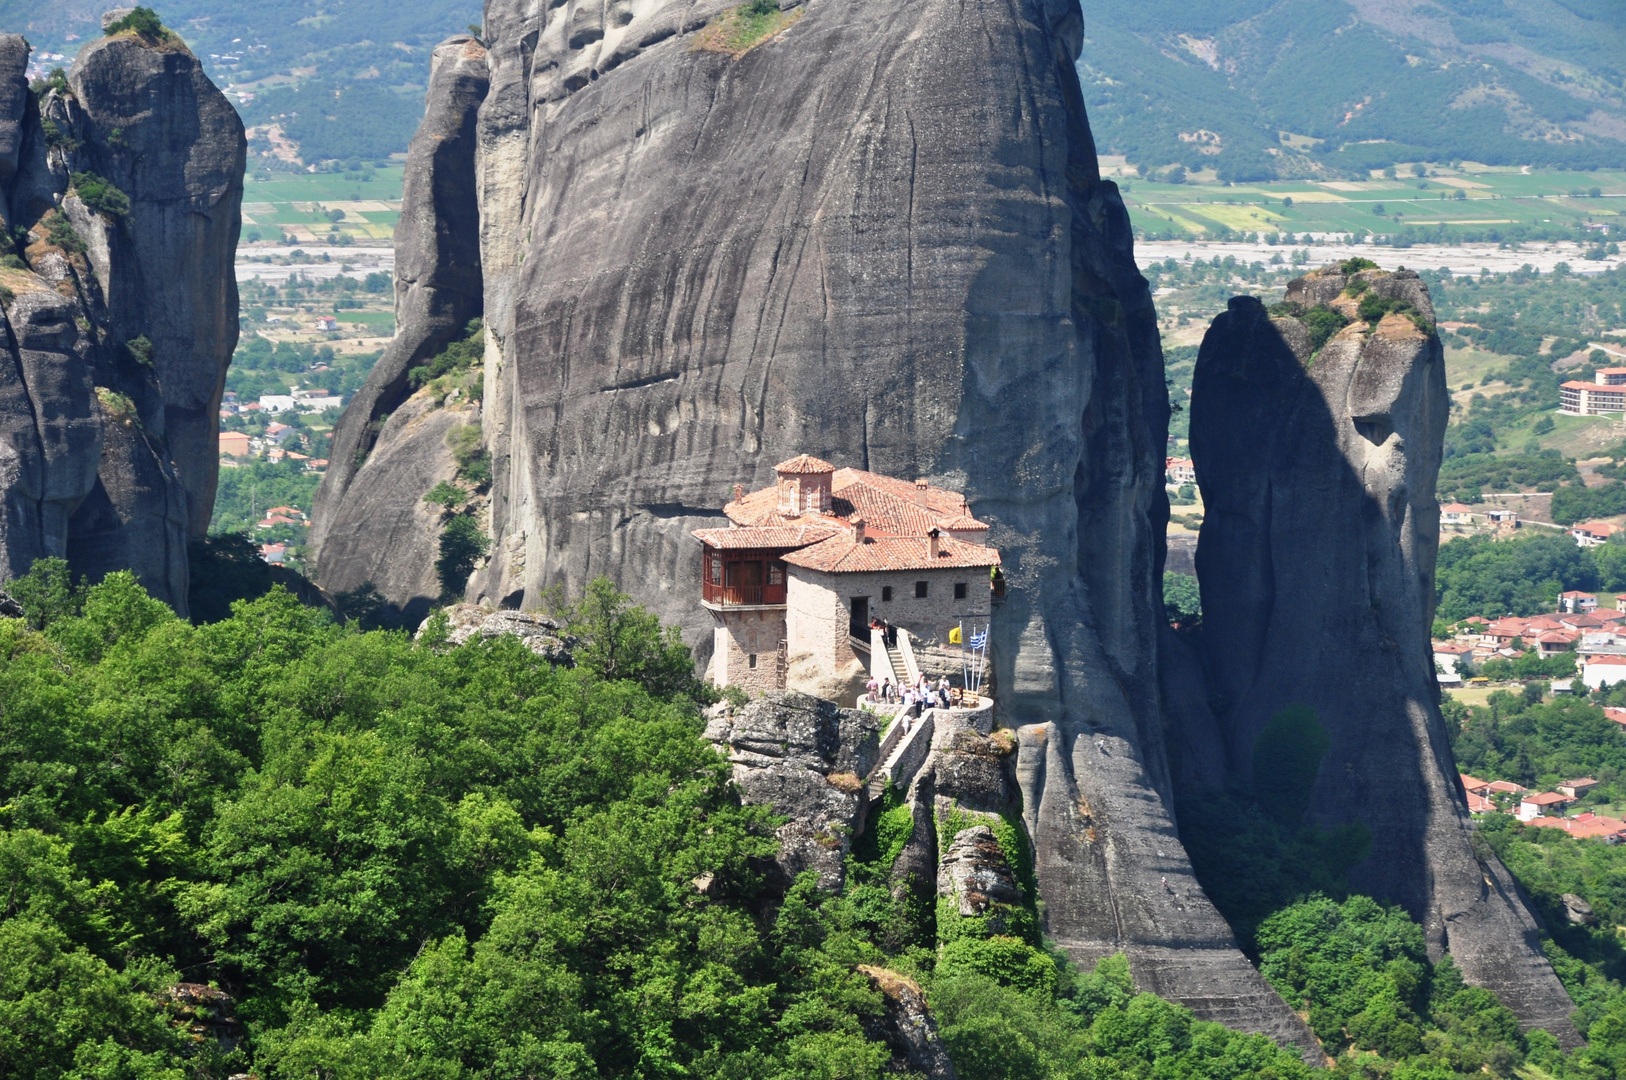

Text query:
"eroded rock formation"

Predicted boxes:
[[0, 23, 243, 613], [1184, 267, 1579, 1041], [704, 690, 878, 892], [309, 34, 488, 600], [308, 0, 1335, 1051]]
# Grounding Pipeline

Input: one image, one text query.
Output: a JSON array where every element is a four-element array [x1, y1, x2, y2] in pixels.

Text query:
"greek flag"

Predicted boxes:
[[969, 631, 987, 649]]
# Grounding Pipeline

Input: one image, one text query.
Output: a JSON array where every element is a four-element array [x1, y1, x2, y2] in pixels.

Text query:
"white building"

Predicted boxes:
[[258, 395, 297, 413], [1584, 655, 1626, 690]]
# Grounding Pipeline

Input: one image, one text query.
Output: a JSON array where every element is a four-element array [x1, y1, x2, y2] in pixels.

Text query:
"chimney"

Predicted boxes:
[[914, 477, 929, 506], [851, 517, 865, 543], [927, 527, 940, 558], [732, 483, 744, 503]]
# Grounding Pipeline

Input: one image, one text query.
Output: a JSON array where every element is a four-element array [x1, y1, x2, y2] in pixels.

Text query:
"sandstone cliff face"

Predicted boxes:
[[308, 0, 1330, 1048], [0, 26, 243, 614], [1186, 269, 1579, 1041], [309, 35, 488, 578]]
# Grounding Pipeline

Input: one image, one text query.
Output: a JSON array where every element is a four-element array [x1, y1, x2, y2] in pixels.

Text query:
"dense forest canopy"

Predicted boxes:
[[16, 565, 1626, 1077]]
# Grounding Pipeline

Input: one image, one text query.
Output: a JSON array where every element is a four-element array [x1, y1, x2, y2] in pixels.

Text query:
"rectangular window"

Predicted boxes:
[[954, 582, 968, 600], [915, 581, 928, 599], [768, 563, 784, 586], [748, 654, 758, 669], [881, 586, 893, 602]]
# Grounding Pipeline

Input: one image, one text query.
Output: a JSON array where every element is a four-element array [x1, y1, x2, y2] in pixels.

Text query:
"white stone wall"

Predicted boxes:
[[786, 565, 993, 671], [711, 608, 787, 694]]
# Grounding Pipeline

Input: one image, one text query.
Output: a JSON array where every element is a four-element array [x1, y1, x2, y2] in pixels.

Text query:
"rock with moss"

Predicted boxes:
[[1185, 267, 1579, 1043], [856, 965, 958, 1080], [0, 15, 242, 615], [704, 690, 879, 893]]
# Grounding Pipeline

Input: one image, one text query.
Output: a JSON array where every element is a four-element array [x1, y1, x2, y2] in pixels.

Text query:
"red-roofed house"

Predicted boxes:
[[1561, 778, 1601, 798], [1536, 629, 1581, 656], [1607, 707, 1626, 728], [1487, 780, 1529, 796], [1562, 591, 1600, 613], [1573, 522, 1623, 547], [696, 456, 1000, 695], [1525, 812, 1626, 841], [1519, 791, 1575, 820], [1434, 642, 1473, 674], [1441, 503, 1477, 525], [1466, 792, 1496, 814], [1585, 654, 1626, 690], [1460, 774, 1492, 795]]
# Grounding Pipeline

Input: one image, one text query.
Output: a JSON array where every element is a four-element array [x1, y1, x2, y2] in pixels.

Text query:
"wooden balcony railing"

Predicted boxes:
[[703, 581, 787, 606]]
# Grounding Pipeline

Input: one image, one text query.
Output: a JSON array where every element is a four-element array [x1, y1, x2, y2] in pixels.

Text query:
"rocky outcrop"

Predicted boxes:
[[0, 21, 244, 614], [415, 601, 575, 664], [314, 385, 480, 626], [1185, 267, 1579, 1042], [704, 690, 878, 892], [310, 0, 1334, 1052], [938, 825, 1022, 922], [309, 35, 488, 591], [857, 965, 958, 1080]]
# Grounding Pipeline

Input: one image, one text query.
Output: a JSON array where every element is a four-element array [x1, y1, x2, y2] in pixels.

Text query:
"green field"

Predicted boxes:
[[1121, 166, 1626, 241], [240, 168, 405, 245]]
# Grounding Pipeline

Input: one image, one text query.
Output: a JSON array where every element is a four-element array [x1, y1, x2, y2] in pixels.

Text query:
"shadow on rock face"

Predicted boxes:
[[1180, 269, 1579, 1044]]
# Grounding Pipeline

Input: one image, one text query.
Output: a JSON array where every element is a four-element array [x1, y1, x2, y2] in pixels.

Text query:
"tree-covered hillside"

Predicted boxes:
[[10, 1, 479, 164], [15, 564, 1626, 1078], [1080, 0, 1626, 179]]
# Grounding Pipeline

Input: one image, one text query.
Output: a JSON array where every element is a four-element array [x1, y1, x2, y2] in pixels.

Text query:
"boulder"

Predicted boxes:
[[416, 602, 575, 664], [1186, 269, 1580, 1043], [704, 690, 879, 892], [1562, 893, 1598, 927], [857, 965, 958, 1080]]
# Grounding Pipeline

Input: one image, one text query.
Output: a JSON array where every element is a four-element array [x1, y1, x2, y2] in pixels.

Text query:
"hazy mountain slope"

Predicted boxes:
[[1080, 0, 1626, 178], [10, 1, 479, 162]]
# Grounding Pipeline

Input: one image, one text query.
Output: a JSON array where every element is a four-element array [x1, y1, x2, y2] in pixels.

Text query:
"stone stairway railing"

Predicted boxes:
[[867, 708, 936, 799]]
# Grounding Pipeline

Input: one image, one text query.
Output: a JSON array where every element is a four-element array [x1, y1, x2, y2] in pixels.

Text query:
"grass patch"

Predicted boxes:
[[692, 0, 803, 58]]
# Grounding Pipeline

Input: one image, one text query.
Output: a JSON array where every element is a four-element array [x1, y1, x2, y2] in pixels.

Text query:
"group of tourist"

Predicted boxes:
[[867, 617, 899, 648], [864, 672, 956, 719]]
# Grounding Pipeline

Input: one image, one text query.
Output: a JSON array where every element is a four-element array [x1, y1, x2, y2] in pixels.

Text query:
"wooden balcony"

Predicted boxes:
[[703, 580, 787, 607]]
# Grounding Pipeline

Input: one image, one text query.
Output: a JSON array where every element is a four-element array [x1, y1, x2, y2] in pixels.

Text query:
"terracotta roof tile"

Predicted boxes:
[[692, 524, 843, 549], [1460, 773, 1491, 792], [782, 534, 1001, 573], [774, 454, 837, 474], [1526, 791, 1573, 805]]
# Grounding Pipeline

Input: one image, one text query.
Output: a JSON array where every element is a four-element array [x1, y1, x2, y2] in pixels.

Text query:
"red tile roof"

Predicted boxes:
[[1460, 773, 1492, 793], [1467, 792, 1496, 814], [1607, 707, 1626, 726], [1563, 591, 1598, 599], [781, 534, 1001, 574], [1537, 631, 1580, 644], [1588, 655, 1626, 666], [1434, 643, 1473, 654], [1487, 780, 1528, 794], [1525, 792, 1573, 806], [692, 524, 843, 549], [1441, 503, 1475, 513], [774, 454, 837, 474], [1525, 814, 1626, 840], [725, 467, 987, 539]]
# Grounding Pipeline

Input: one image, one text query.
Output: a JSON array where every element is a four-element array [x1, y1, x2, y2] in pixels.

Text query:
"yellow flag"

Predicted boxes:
[[949, 626, 962, 644]]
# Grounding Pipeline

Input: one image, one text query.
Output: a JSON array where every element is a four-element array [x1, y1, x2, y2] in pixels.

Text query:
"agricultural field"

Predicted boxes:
[[239, 166, 405, 246], [1117, 163, 1626, 244]]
